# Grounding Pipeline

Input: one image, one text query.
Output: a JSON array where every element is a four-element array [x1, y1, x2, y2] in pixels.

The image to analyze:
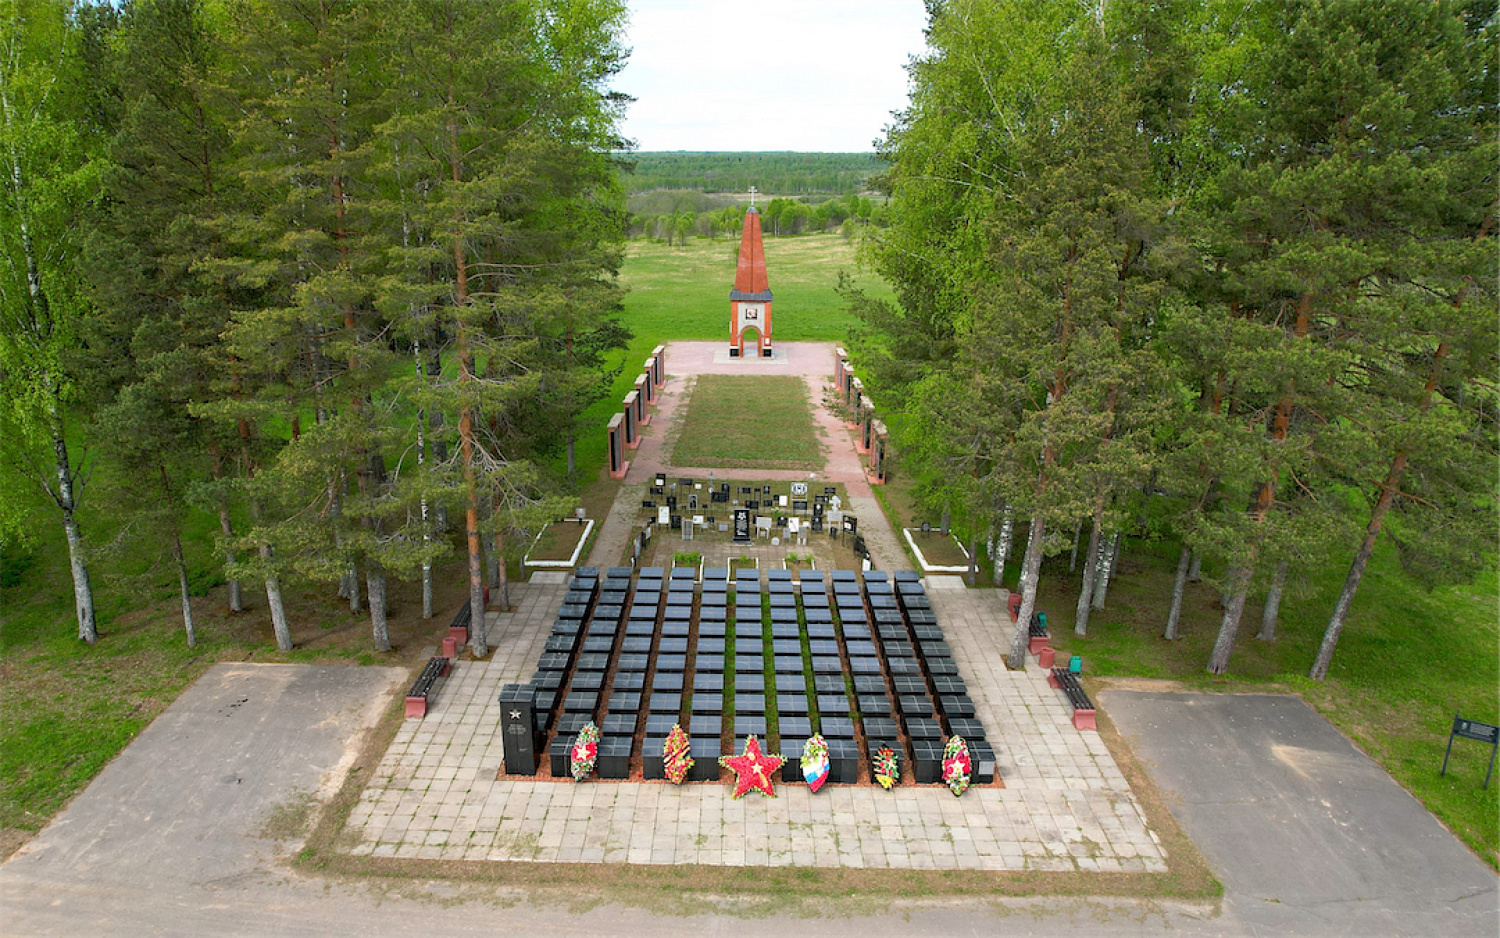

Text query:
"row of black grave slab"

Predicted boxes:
[[498, 566, 996, 787]]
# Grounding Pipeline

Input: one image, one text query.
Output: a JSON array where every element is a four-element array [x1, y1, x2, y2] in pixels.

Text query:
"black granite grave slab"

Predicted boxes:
[[948, 718, 986, 740], [661, 622, 690, 637], [570, 671, 604, 691], [563, 589, 594, 606], [531, 670, 564, 690], [625, 622, 655, 637], [892, 675, 927, 695], [689, 715, 721, 736], [602, 713, 635, 736], [863, 716, 899, 740], [938, 695, 976, 718], [845, 640, 877, 658], [910, 614, 941, 631], [905, 717, 942, 739], [883, 641, 915, 658], [777, 693, 809, 714], [926, 659, 959, 676], [550, 621, 581, 637], [768, 593, 796, 608], [876, 625, 909, 641], [809, 656, 840, 674], [658, 637, 688, 654], [538, 652, 571, 671], [616, 654, 649, 672], [699, 600, 726, 615], [532, 689, 557, 714], [775, 674, 807, 693], [620, 637, 652, 654], [693, 673, 723, 692], [732, 656, 762, 675], [827, 737, 859, 782], [770, 623, 800, 638], [737, 673, 765, 693], [648, 671, 682, 692], [853, 675, 887, 695], [805, 624, 836, 639], [600, 589, 628, 606], [857, 694, 892, 716], [545, 635, 576, 654], [613, 672, 646, 691], [655, 654, 687, 672], [842, 625, 873, 641], [641, 736, 667, 780], [769, 607, 798, 624], [736, 693, 766, 714], [803, 608, 833, 624], [608, 692, 641, 713], [813, 674, 845, 694], [780, 716, 812, 739], [557, 604, 588, 620], [735, 638, 763, 655], [576, 653, 610, 671], [886, 657, 922, 676], [912, 738, 943, 783], [919, 640, 953, 658], [649, 693, 681, 714], [849, 657, 881, 676], [663, 605, 692, 622], [821, 716, 855, 739], [800, 593, 830, 608], [817, 694, 850, 715], [691, 693, 722, 714], [628, 604, 657, 621], [897, 695, 933, 716], [773, 655, 804, 673], [597, 736, 632, 778], [563, 691, 598, 712], [780, 738, 807, 783], [548, 735, 573, 777], [770, 639, 800, 655], [645, 714, 677, 736], [697, 619, 726, 635], [808, 639, 839, 657], [969, 740, 996, 783], [733, 715, 767, 737], [555, 712, 591, 734]]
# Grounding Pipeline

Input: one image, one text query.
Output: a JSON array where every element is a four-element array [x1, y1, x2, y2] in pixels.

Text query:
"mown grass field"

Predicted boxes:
[[669, 375, 822, 469]]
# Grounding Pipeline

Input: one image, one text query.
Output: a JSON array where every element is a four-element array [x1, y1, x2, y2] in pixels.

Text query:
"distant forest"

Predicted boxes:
[[621, 152, 880, 196]]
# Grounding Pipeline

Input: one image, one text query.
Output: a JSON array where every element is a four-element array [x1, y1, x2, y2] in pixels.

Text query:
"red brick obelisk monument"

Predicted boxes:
[[729, 189, 773, 358]]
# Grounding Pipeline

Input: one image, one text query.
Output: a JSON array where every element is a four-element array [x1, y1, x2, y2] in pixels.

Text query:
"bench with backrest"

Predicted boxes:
[[1048, 667, 1096, 731], [405, 656, 451, 719], [1028, 611, 1050, 655]]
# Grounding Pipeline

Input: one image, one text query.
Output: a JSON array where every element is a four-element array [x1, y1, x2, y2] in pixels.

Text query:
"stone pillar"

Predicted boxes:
[[633, 376, 650, 426], [858, 396, 875, 453], [847, 378, 864, 428], [607, 413, 630, 480], [622, 391, 639, 450], [834, 347, 848, 387], [870, 421, 888, 485], [651, 345, 666, 388], [499, 684, 538, 776]]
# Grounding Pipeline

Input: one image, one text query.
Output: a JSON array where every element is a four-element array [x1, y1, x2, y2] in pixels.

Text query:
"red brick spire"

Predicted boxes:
[[732, 208, 770, 298]]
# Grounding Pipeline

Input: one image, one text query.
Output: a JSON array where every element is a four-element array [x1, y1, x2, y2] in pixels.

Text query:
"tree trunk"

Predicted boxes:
[[1075, 513, 1103, 636], [259, 541, 292, 651], [1069, 523, 1081, 573], [1207, 564, 1252, 674], [566, 433, 576, 487], [1091, 532, 1118, 610], [1187, 551, 1202, 582], [171, 529, 197, 648], [219, 507, 243, 613], [993, 507, 1013, 586], [965, 533, 979, 587], [939, 507, 950, 537], [1006, 514, 1046, 670], [1258, 561, 1287, 641], [49, 413, 97, 643], [346, 565, 361, 613], [495, 523, 511, 611], [1164, 546, 1191, 640], [422, 561, 434, 619], [367, 562, 390, 652], [1311, 462, 1402, 680]]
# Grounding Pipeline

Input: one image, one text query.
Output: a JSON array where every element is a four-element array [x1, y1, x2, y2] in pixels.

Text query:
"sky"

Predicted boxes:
[[614, 0, 931, 153]]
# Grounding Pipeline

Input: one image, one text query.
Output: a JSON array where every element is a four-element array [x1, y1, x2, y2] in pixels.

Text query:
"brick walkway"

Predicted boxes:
[[344, 577, 1166, 871]]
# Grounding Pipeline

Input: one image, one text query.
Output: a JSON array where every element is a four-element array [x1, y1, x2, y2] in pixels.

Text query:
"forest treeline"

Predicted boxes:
[[851, 0, 1497, 678], [0, 0, 632, 654], [622, 152, 878, 196]]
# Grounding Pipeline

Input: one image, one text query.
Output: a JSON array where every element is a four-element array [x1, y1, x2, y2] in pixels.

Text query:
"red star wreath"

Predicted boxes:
[[719, 735, 785, 799]]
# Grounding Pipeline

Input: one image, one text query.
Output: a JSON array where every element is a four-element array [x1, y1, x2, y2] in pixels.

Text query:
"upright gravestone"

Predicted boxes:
[[622, 391, 639, 450], [499, 684, 537, 775], [607, 413, 630, 480], [733, 508, 752, 543], [634, 375, 652, 426]]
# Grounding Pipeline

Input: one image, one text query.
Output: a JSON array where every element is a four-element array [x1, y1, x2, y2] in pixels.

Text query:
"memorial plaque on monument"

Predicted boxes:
[[499, 684, 538, 775], [843, 515, 858, 534]]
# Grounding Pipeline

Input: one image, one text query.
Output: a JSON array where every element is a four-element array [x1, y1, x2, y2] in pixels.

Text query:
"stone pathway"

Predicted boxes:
[[588, 340, 906, 570], [344, 578, 1166, 871]]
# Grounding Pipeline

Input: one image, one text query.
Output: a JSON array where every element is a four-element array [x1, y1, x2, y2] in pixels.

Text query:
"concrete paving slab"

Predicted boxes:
[[1103, 690, 1498, 936]]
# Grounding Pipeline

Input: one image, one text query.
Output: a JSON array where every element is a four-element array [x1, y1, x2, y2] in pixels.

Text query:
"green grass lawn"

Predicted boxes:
[[670, 375, 822, 470], [571, 233, 884, 480]]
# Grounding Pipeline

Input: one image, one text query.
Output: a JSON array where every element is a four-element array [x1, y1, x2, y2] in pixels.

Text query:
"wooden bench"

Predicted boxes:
[[1028, 611, 1050, 655], [405, 656, 451, 719], [449, 602, 472, 645], [1048, 667, 1096, 731]]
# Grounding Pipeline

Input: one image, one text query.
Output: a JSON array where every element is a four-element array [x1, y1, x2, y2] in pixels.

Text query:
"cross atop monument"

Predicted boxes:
[[748, 185, 757, 210]]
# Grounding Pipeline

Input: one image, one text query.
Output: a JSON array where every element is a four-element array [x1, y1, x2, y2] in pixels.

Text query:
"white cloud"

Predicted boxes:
[[616, 0, 929, 151]]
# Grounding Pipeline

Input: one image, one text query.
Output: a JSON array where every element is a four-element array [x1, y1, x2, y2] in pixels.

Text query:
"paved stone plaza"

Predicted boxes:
[[344, 575, 1167, 871]]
